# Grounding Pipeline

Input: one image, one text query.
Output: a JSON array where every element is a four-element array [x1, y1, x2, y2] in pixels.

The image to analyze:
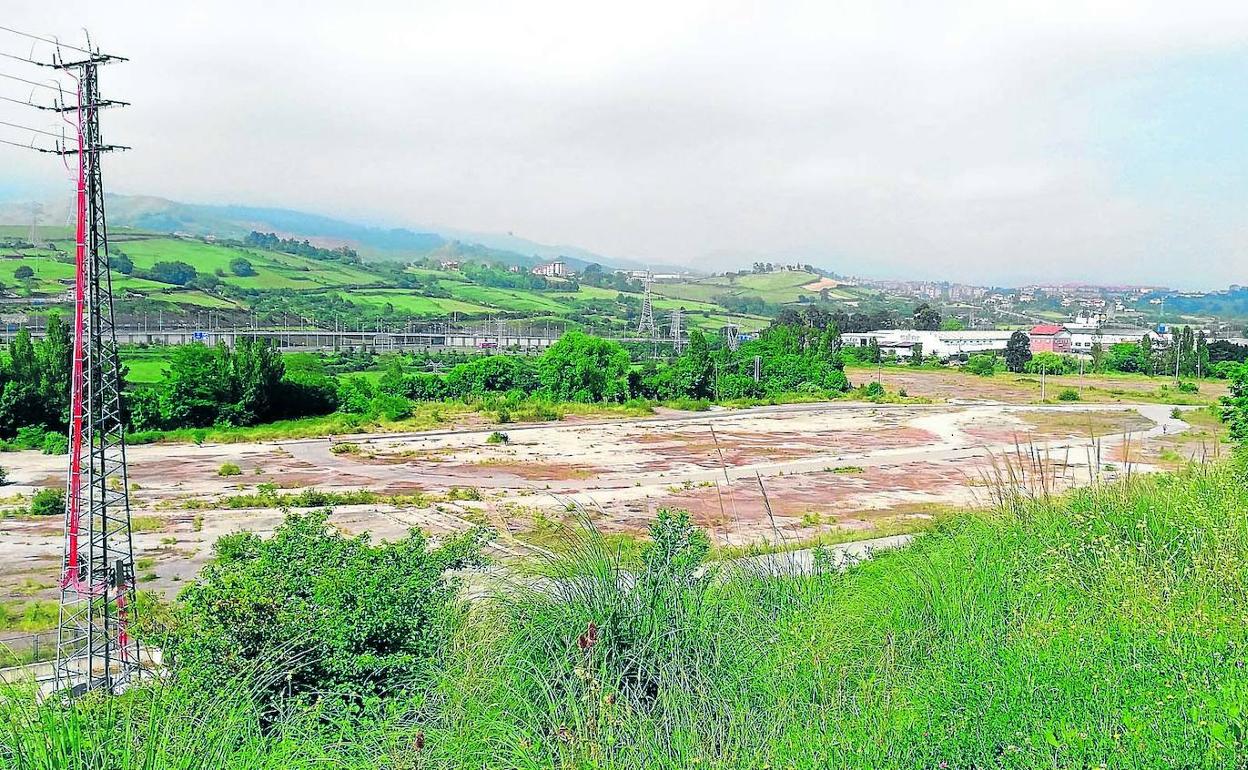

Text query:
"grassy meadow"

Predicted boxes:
[[2, 458, 1246, 768], [2, 231, 799, 329]]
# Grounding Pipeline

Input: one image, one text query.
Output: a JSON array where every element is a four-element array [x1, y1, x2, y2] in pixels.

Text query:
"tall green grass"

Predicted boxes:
[[3, 462, 1246, 767], [417, 463, 1248, 768]]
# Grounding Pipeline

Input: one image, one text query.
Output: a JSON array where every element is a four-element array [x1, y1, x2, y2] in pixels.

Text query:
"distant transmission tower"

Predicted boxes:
[[724, 323, 741, 352], [670, 307, 683, 354], [29, 202, 41, 248], [49, 39, 142, 695], [637, 272, 656, 339]]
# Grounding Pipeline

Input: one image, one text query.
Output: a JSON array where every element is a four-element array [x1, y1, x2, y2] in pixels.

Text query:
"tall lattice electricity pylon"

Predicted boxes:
[[48, 40, 141, 696], [670, 307, 683, 354], [637, 272, 657, 339]]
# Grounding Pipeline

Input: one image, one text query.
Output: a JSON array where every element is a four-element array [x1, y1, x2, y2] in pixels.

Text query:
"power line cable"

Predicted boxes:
[[0, 70, 65, 92], [0, 24, 93, 56], [0, 135, 54, 152], [0, 93, 58, 110], [0, 49, 49, 67], [0, 118, 65, 139]]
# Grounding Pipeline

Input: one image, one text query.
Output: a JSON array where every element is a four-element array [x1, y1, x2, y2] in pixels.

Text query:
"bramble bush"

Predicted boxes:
[[166, 509, 492, 716]]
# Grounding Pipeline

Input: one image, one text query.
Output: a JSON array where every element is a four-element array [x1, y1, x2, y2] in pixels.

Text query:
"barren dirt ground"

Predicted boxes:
[[0, 392, 1212, 616]]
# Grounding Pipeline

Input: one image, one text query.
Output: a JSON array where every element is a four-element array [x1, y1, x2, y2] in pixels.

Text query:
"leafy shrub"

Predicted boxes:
[[512, 401, 561, 422], [110, 251, 134, 274], [13, 426, 48, 451], [40, 432, 68, 455], [446, 486, 483, 501], [228, 257, 256, 277], [336, 375, 375, 414], [143, 260, 198, 286], [169, 510, 491, 713], [1221, 364, 1248, 445], [217, 462, 242, 477], [487, 431, 509, 445], [371, 393, 413, 421], [964, 353, 999, 377], [330, 442, 360, 455], [1177, 381, 1199, 394], [29, 488, 64, 517], [1057, 388, 1080, 401]]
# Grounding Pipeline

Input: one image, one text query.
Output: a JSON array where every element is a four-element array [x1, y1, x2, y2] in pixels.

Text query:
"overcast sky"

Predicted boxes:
[[2, 1, 1247, 288]]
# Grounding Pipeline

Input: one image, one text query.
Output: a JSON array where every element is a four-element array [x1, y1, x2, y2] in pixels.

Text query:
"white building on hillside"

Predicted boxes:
[[532, 259, 568, 277]]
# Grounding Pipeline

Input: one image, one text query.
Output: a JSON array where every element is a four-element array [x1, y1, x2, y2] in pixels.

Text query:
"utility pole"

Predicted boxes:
[[43, 37, 142, 695], [1174, 328, 1181, 384]]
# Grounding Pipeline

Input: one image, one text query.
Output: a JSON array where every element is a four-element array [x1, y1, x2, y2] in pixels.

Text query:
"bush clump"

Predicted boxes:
[[217, 462, 242, 477], [487, 431, 509, 445], [167, 509, 491, 714], [29, 488, 64, 517]]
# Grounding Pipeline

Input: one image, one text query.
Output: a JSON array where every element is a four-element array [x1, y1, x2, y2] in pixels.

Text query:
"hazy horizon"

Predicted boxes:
[[3, 2, 1248, 289]]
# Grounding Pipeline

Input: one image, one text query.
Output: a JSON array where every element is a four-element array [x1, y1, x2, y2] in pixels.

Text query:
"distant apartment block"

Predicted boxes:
[[532, 259, 568, 277]]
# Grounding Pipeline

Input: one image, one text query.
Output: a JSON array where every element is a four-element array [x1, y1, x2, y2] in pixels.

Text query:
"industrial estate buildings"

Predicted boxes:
[[842, 324, 1163, 361]]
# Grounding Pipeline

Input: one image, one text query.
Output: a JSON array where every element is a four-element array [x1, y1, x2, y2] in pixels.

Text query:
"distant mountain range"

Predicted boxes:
[[0, 194, 658, 273]]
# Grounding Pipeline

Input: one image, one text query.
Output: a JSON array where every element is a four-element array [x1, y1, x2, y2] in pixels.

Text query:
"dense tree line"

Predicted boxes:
[[0, 317, 70, 438], [712, 294, 781, 317], [772, 305, 899, 334], [243, 231, 361, 265], [579, 263, 642, 293], [1224, 364, 1248, 445], [128, 340, 337, 432], [460, 263, 569, 292], [373, 324, 850, 408], [0, 318, 334, 441]]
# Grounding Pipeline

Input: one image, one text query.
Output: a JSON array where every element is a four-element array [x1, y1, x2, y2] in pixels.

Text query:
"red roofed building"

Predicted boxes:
[[1029, 324, 1072, 354]]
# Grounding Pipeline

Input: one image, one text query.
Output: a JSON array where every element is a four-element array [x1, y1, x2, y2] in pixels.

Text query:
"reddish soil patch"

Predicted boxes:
[[369, 479, 433, 495], [450, 461, 600, 482], [650, 461, 972, 535], [633, 426, 939, 471], [963, 426, 1032, 445]]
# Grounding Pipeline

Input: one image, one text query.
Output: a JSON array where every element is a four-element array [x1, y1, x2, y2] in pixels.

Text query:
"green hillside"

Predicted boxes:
[[0, 231, 883, 333]]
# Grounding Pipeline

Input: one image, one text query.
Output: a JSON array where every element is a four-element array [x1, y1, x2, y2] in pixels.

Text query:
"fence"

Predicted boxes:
[[0, 630, 57, 668]]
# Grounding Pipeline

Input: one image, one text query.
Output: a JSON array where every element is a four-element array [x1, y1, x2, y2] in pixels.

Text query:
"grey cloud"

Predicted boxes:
[[1, 1, 1247, 287]]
